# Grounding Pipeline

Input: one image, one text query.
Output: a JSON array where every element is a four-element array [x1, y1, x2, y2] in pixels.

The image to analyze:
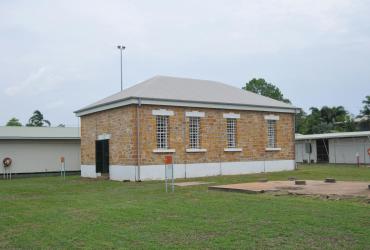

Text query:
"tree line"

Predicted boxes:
[[244, 78, 370, 134], [5, 80, 369, 134], [6, 110, 65, 127]]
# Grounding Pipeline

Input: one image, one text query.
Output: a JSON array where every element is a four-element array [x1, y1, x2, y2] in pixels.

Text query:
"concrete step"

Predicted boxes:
[[97, 173, 109, 180]]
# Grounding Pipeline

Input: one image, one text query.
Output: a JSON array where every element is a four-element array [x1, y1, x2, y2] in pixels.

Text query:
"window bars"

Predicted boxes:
[[189, 117, 200, 149], [226, 118, 236, 148], [267, 120, 276, 148], [156, 116, 168, 149]]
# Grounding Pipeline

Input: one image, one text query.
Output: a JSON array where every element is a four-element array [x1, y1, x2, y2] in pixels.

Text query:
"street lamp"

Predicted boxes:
[[117, 45, 126, 91]]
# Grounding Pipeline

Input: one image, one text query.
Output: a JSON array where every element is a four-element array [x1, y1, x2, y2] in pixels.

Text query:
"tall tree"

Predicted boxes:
[[296, 106, 354, 134], [243, 78, 291, 103], [320, 106, 347, 124], [294, 109, 306, 133], [26, 110, 51, 127], [6, 117, 22, 126], [360, 95, 370, 116], [356, 95, 370, 131]]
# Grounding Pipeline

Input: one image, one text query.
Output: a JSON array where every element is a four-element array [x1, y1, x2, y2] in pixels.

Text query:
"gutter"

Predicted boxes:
[[136, 98, 141, 181], [293, 108, 297, 169]]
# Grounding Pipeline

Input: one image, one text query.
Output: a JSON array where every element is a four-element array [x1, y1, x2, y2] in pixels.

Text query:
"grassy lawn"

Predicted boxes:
[[0, 164, 369, 249]]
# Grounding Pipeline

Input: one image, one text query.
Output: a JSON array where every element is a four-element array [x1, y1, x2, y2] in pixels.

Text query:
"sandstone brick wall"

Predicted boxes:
[[139, 105, 294, 165], [80, 104, 295, 166], [80, 105, 137, 165]]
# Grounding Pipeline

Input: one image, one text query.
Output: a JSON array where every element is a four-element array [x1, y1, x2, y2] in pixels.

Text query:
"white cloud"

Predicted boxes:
[[0, 0, 369, 125], [1, 0, 363, 58], [4, 66, 63, 97], [45, 100, 65, 110]]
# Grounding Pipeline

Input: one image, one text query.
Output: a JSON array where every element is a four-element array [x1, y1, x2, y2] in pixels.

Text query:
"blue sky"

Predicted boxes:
[[1, 0, 370, 126]]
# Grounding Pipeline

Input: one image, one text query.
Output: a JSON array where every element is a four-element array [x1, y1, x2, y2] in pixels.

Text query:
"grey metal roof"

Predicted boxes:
[[295, 131, 370, 140], [75, 75, 298, 116], [0, 126, 80, 140]]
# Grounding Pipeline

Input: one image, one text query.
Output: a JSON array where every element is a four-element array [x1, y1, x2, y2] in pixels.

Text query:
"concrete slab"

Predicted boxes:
[[209, 181, 294, 194], [175, 181, 213, 187], [209, 180, 370, 198]]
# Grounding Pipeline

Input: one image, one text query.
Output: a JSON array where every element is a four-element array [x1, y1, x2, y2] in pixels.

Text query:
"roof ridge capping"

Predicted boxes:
[[75, 75, 299, 116]]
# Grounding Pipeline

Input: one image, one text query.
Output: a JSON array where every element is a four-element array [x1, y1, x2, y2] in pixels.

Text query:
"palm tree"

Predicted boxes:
[[331, 106, 347, 122], [319, 106, 333, 123], [360, 95, 370, 116], [26, 110, 51, 127], [320, 106, 347, 124]]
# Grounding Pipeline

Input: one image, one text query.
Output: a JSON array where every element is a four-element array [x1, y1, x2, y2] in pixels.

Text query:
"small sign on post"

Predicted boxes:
[[60, 156, 66, 180], [164, 155, 174, 192], [355, 152, 360, 168]]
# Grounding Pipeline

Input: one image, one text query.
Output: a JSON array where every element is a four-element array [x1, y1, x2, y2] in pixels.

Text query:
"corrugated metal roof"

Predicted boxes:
[[0, 126, 80, 140], [295, 131, 370, 140], [75, 75, 298, 116]]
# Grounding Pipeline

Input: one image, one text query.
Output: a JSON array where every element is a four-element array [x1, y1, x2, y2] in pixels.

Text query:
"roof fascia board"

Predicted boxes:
[[75, 98, 137, 116], [75, 97, 298, 116], [141, 98, 298, 113]]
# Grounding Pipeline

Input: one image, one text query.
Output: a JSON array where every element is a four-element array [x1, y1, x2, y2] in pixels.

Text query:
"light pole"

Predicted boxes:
[[117, 45, 125, 91]]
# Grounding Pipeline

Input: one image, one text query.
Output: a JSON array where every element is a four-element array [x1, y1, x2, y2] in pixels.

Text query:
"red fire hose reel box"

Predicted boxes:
[[3, 157, 12, 167]]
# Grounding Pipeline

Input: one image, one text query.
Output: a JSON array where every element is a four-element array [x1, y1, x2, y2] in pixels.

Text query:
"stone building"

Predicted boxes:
[[75, 76, 298, 181]]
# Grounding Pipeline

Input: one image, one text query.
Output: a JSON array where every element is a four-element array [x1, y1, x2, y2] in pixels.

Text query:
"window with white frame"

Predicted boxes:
[[226, 118, 237, 148], [267, 120, 276, 148], [189, 117, 200, 149], [156, 116, 168, 149]]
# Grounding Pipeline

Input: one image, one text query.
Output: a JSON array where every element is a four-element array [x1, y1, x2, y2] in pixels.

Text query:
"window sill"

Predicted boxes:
[[186, 148, 207, 153], [153, 149, 176, 153], [265, 148, 281, 152], [224, 148, 243, 152]]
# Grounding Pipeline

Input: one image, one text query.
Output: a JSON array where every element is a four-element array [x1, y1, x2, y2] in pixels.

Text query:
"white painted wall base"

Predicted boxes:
[[81, 165, 100, 178], [106, 159, 295, 181], [109, 165, 137, 181]]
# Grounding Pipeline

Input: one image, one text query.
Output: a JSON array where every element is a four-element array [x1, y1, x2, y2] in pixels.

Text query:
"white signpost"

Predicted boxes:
[[60, 156, 66, 180], [164, 155, 174, 192]]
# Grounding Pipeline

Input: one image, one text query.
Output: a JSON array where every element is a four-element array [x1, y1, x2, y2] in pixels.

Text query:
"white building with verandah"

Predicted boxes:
[[295, 131, 370, 164]]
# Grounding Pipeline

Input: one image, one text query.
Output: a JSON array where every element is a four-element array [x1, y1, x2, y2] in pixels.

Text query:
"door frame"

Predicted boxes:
[[95, 139, 109, 174]]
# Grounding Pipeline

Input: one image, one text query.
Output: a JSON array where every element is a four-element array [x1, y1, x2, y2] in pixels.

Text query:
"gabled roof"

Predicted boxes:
[[0, 126, 80, 140], [75, 75, 298, 116], [295, 131, 370, 140]]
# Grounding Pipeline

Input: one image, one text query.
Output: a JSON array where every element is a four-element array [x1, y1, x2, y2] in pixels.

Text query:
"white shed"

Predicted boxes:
[[295, 131, 370, 164], [0, 127, 80, 175]]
